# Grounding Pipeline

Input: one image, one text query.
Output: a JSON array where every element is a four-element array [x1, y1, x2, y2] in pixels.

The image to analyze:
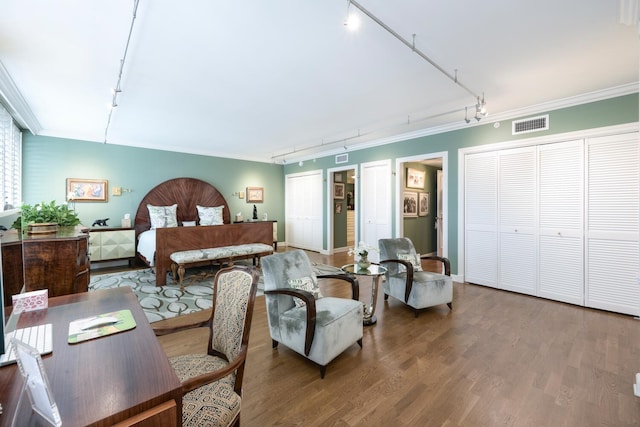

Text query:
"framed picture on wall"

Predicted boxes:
[[419, 192, 429, 216], [403, 191, 418, 217], [66, 178, 108, 202], [334, 172, 343, 183], [246, 187, 264, 203], [406, 168, 425, 189], [335, 203, 343, 214], [334, 183, 345, 199]]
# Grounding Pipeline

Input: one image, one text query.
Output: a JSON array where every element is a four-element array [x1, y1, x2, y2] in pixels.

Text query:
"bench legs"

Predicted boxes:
[[170, 262, 188, 290]]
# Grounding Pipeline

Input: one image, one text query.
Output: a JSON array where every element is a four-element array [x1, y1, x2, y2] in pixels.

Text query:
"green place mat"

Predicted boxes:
[[68, 309, 136, 344]]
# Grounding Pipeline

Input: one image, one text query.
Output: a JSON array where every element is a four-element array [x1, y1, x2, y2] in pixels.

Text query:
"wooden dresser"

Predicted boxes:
[[1, 226, 90, 305]]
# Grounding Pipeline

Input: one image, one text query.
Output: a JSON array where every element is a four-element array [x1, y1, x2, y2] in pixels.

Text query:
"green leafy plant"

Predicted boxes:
[[11, 200, 80, 229]]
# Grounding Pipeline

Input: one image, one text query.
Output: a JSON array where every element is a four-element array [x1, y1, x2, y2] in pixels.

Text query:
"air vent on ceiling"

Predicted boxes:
[[335, 153, 349, 164], [512, 115, 549, 135]]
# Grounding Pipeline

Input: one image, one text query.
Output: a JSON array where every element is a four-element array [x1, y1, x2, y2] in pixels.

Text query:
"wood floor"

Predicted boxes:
[[153, 249, 640, 426]]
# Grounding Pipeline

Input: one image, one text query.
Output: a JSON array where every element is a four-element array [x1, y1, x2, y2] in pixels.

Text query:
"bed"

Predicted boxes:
[[134, 177, 273, 286]]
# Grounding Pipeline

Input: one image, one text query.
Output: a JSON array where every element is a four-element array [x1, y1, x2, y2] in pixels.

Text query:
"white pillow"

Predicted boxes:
[[147, 204, 178, 229], [287, 276, 323, 308], [182, 221, 196, 227], [397, 253, 423, 272], [197, 205, 224, 226]]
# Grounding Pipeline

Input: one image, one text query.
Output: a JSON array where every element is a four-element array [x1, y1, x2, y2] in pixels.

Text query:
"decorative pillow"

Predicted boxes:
[[287, 276, 323, 308], [397, 253, 423, 272], [182, 221, 196, 227], [197, 205, 224, 226], [147, 204, 178, 229]]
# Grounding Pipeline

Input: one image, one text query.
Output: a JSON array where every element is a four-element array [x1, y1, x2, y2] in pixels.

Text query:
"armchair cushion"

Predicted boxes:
[[397, 253, 423, 272], [288, 276, 323, 307], [169, 354, 242, 426], [181, 379, 240, 427], [278, 296, 362, 366]]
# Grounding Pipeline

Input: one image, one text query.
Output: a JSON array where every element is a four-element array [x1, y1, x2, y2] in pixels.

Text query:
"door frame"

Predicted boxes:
[[326, 165, 358, 255], [395, 151, 449, 258]]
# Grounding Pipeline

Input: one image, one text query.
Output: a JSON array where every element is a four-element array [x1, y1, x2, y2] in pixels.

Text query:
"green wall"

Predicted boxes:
[[12, 93, 638, 274], [286, 93, 639, 273], [18, 135, 286, 240]]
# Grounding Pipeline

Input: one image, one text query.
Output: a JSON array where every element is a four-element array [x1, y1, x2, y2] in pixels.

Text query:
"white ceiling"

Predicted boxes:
[[0, 0, 637, 164]]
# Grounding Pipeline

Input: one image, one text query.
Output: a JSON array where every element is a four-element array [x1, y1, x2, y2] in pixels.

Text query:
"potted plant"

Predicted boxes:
[[12, 200, 80, 233]]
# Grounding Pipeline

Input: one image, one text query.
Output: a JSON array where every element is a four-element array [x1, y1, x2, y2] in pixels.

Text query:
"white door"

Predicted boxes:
[[285, 170, 323, 252], [360, 160, 392, 262], [464, 151, 498, 287], [585, 132, 640, 316], [538, 140, 584, 305], [498, 146, 537, 296]]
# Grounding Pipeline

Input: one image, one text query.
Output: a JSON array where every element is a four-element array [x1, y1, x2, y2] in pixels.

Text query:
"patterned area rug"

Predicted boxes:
[[89, 263, 344, 323]]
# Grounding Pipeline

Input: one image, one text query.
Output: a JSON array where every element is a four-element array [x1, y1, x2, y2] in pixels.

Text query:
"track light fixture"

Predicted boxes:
[[346, 0, 488, 127], [344, 0, 361, 30], [104, 0, 140, 143], [464, 107, 470, 124]]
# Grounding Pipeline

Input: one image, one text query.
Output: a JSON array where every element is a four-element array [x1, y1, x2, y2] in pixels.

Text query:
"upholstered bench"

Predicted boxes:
[[170, 243, 273, 289]]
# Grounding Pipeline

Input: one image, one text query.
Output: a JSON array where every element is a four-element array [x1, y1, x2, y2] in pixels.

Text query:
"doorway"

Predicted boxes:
[[328, 167, 357, 254], [396, 152, 447, 258]]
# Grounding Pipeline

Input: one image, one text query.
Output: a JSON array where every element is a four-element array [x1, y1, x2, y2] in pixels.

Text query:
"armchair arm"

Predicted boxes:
[[317, 274, 360, 300], [152, 318, 211, 336], [264, 287, 317, 356], [380, 259, 415, 303], [420, 255, 451, 276], [180, 344, 249, 394]]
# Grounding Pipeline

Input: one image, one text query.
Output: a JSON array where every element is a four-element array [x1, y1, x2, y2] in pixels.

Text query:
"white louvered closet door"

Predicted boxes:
[[585, 133, 640, 316], [285, 170, 323, 252], [538, 140, 584, 305], [465, 151, 498, 287], [498, 147, 537, 296]]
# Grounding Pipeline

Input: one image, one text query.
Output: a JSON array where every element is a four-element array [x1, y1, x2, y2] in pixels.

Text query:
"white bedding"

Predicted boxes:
[[137, 229, 156, 266]]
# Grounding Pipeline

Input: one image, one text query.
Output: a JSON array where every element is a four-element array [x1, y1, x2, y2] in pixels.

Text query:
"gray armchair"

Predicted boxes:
[[261, 250, 363, 378], [378, 237, 453, 317]]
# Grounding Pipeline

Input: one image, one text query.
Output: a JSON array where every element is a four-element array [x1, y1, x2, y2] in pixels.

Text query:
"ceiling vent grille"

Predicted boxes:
[[512, 115, 549, 135], [335, 153, 349, 164]]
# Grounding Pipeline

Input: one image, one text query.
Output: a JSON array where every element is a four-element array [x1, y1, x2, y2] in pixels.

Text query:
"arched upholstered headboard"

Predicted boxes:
[[134, 177, 231, 237]]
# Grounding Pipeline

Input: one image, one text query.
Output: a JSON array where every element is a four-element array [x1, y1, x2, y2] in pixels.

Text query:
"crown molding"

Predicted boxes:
[[284, 83, 639, 163], [0, 60, 41, 134]]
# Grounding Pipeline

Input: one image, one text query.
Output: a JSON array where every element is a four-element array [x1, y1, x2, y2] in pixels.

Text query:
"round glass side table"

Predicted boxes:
[[341, 263, 387, 325]]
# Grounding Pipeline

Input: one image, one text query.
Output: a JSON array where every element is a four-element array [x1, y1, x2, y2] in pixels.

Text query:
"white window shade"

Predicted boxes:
[[0, 105, 22, 211]]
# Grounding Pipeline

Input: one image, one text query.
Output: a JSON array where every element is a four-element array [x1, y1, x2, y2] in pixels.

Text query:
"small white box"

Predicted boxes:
[[12, 289, 48, 313], [121, 218, 131, 228]]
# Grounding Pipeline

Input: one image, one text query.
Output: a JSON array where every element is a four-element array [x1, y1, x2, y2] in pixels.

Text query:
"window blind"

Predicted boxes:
[[0, 104, 21, 211]]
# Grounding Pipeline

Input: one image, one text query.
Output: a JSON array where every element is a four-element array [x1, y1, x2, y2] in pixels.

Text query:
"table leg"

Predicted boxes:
[[363, 275, 381, 326]]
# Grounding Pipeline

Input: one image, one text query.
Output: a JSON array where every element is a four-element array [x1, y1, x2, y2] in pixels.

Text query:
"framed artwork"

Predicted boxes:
[[334, 172, 343, 183], [406, 168, 425, 189], [66, 178, 108, 202], [335, 202, 343, 214], [403, 191, 418, 217], [334, 183, 345, 199], [247, 187, 264, 203], [419, 192, 430, 216]]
